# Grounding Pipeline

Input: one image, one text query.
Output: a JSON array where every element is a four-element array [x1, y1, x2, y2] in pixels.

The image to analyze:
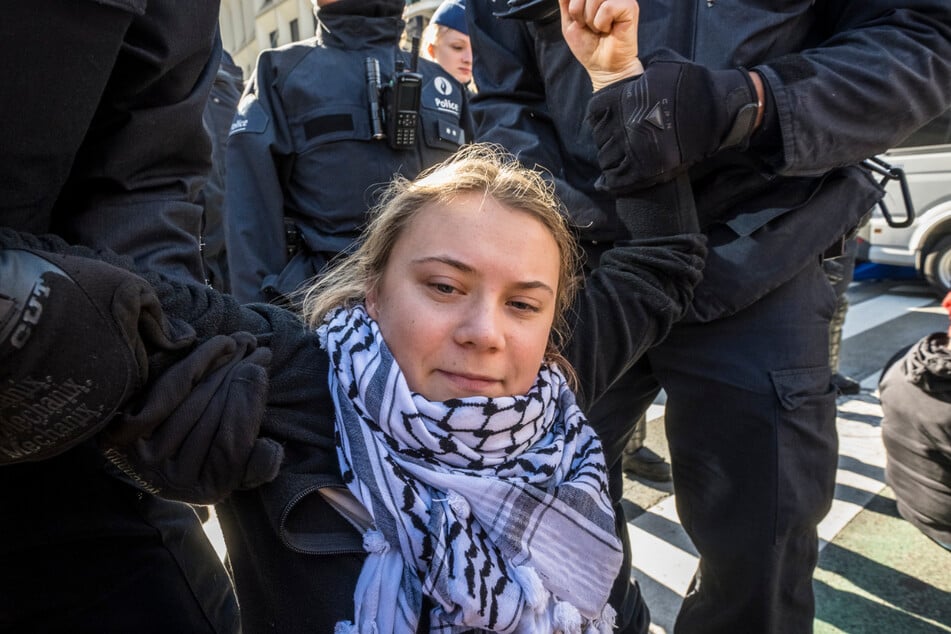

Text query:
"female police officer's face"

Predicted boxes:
[[366, 192, 560, 401], [429, 28, 473, 85]]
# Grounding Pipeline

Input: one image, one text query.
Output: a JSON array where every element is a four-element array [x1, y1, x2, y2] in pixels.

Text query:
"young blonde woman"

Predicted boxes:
[[204, 136, 701, 631], [93, 3, 705, 631]]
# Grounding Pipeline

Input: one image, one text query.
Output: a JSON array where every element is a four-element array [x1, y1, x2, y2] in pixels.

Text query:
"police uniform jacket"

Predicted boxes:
[[0, 2, 238, 631], [225, 0, 470, 303], [200, 50, 244, 293], [470, 0, 951, 321]]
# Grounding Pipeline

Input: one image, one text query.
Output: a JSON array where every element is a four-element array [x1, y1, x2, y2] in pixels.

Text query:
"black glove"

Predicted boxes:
[[100, 332, 284, 504], [587, 50, 760, 191], [0, 246, 194, 464]]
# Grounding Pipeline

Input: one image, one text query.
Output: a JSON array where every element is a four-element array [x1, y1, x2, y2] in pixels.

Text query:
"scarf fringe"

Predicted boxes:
[[594, 604, 618, 633], [363, 529, 389, 554], [553, 601, 582, 633], [513, 565, 549, 611], [446, 489, 470, 519]]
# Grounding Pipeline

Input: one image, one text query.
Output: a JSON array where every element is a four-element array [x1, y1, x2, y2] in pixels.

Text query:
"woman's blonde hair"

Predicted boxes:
[[300, 143, 582, 372], [420, 21, 451, 60]]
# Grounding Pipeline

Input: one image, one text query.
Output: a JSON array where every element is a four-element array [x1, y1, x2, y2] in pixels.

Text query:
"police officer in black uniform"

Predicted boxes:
[[0, 1, 244, 631], [225, 0, 471, 305], [468, 0, 951, 632]]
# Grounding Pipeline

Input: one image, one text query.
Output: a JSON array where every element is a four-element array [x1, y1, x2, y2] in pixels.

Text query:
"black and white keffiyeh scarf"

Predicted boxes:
[[318, 305, 622, 634]]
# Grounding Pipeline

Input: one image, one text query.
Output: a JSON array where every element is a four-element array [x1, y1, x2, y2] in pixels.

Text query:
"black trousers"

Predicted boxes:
[[0, 444, 239, 633], [590, 259, 838, 633]]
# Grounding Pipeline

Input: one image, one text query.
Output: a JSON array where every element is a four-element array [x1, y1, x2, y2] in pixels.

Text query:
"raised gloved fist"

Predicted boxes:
[[0, 247, 194, 464], [100, 332, 284, 504], [587, 49, 760, 191]]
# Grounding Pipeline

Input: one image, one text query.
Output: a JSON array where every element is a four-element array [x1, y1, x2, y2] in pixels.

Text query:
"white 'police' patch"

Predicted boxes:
[[423, 75, 461, 118], [229, 97, 269, 136]]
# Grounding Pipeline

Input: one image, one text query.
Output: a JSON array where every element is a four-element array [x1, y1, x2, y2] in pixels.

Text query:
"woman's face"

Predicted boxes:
[[367, 192, 560, 401], [429, 27, 472, 84]]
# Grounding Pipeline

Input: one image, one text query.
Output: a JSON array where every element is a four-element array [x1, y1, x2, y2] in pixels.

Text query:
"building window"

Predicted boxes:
[[290, 19, 299, 42], [269, 29, 278, 48]]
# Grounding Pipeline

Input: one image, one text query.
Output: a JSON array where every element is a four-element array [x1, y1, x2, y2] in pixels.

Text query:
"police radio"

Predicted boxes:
[[365, 38, 424, 150], [383, 60, 422, 149]]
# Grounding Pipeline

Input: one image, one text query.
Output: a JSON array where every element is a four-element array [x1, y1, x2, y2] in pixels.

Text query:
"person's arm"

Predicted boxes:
[[224, 50, 297, 303], [564, 181, 705, 409], [756, 0, 951, 175], [1, 8, 223, 463], [468, 2, 620, 238], [0, 229, 285, 500], [558, 0, 951, 186], [555, 0, 705, 405]]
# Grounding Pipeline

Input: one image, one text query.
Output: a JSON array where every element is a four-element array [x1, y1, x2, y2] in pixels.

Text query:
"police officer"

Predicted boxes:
[[225, 0, 471, 304], [469, 0, 951, 632], [421, 0, 474, 87], [0, 1, 245, 631]]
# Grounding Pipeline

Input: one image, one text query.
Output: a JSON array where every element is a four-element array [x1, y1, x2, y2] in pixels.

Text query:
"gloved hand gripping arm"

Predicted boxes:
[[558, 0, 701, 236], [587, 50, 762, 190], [0, 230, 194, 463], [558, 0, 763, 190], [0, 229, 285, 504]]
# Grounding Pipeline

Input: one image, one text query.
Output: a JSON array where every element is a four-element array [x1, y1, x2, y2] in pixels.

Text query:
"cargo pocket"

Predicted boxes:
[[769, 365, 838, 543]]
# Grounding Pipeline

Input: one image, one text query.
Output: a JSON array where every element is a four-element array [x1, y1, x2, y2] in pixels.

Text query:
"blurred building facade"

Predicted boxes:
[[220, 0, 441, 78]]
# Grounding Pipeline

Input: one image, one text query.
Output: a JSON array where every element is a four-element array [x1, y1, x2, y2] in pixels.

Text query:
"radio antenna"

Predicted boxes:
[[409, 35, 420, 72]]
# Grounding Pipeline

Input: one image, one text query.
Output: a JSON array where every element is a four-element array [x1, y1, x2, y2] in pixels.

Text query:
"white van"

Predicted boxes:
[[858, 108, 951, 295]]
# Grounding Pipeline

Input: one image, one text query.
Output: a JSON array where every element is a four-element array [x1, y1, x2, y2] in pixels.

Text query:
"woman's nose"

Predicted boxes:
[[456, 303, 504, 350]]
